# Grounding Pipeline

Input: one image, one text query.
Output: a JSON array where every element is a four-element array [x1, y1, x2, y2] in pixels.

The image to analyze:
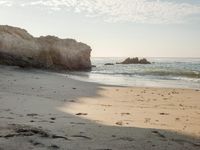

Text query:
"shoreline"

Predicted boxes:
[[0, 65, 200, 149], [69, 75, 200, 90], [67, 73, 200, 90]]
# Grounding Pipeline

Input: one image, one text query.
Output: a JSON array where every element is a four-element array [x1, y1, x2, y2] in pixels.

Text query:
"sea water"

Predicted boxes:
[[68, 57, 200, 89]]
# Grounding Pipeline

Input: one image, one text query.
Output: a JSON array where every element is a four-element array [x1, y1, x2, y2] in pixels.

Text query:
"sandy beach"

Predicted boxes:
[[0, 65, 200, 150]]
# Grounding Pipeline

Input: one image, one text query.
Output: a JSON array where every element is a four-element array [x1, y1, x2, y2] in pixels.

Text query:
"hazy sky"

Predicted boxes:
[[0, 0, 200, 57]]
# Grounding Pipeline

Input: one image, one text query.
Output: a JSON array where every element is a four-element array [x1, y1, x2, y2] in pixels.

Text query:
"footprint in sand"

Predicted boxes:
[[49, 144, 60, 149], [71, 135, 92, 140], [116, 121, 123, 126], [117, 137, 135, 142], [121, 112, 130, 116], [29, 140, 45, 147], [70, 122, 86, 125], [95, 148, 112, 150], [69, 100, 76, 102], [144, 118, 151, 123], [159, 113, 169, 115], [27, 113, 38, 117], [6, 117, 14, 120], [179, 104, 184, 107]]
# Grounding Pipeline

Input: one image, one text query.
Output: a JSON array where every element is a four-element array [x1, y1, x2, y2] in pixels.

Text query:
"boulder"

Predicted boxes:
[[0, 25, 92, 70], [118, 57, 151, 64], [91, 65, 96, 68], [139, 58, 151, 64]]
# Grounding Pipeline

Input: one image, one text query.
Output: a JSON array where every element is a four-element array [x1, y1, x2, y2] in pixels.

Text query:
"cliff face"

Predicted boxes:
[[0, 25, 92, 70]]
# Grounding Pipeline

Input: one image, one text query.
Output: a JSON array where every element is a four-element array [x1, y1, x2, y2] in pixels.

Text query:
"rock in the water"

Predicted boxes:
[[91, 65, 96, 67], [118, 57, 151, 64], [0, 25, 92, 70], [139, 58, 151, 64], [104, 63, 114, 65]]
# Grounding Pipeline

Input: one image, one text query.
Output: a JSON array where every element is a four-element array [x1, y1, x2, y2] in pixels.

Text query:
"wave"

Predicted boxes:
[[92, 69, 200, 79]]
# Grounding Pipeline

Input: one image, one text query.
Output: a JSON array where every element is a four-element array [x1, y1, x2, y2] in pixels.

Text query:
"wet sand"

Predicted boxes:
[[0, 65, 200, 150]]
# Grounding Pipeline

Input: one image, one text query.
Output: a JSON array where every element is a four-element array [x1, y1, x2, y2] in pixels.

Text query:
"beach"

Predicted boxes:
[[0, 65, 200, 150]]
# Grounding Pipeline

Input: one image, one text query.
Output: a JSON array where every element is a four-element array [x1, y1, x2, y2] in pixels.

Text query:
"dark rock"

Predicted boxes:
[[104, 63, 114, 65], [139, 58, 151, 64], [118, 57, 151, 64], [50, 117, 56, 120]]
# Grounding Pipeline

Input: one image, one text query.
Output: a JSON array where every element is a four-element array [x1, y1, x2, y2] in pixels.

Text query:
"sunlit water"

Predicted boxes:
[[67, 57, 200, 89]]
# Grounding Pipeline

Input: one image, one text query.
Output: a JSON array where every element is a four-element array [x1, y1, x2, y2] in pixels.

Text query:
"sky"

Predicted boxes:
[[0, 0, 200, 57]]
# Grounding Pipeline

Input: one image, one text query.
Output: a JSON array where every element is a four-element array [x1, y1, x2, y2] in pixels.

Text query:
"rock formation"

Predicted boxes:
[[118, 57, 151, 64], [0, 25, 92, 70], [104, 63, 114, 65]]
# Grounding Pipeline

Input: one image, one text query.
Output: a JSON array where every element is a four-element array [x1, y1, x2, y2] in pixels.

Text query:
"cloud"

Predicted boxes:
[[1, 0, 200, 24], [0, 0, 13, 6]]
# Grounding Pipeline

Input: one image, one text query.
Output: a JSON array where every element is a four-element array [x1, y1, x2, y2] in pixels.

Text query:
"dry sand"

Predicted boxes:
[[0, 65, 200, 150]]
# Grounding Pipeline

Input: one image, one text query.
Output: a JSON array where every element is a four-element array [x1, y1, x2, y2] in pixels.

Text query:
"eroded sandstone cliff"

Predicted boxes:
[[0, 25, 92, 70]]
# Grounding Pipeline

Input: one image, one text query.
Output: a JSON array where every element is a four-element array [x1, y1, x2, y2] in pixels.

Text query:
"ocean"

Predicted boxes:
[[68, 57, 200, 89]]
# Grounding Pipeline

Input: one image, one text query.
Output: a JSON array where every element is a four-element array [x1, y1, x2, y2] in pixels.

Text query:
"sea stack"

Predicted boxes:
[[0, 25, 92, 70], [118, 57, 151, 64]]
